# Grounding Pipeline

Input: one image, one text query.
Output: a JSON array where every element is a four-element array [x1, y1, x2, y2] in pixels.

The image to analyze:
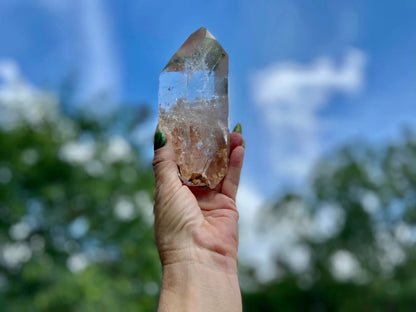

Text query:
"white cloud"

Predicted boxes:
[[37, 0, 70, 12], [254, 49, 365, 106], [78, 0, 121, 103], [34, 0, 121, 105], [252, 49, 366, 183]]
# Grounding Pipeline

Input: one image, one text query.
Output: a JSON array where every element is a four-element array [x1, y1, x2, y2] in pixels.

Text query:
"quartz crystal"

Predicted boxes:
[[158, 27, 229, 188]]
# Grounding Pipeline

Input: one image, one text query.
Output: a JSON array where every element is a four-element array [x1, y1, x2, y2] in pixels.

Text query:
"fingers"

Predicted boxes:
[[229, 130, 244, 154], [153, 126, 182, 194], [221, 132, 245, 201], [153, 125, 245, 203]]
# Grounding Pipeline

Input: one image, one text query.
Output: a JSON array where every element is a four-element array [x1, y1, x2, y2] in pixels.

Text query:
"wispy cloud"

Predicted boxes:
[[252, 49, 367, 183], [78, 0, 121, 102], [35, 0, 121, 104], [37, 0, 70, 12]]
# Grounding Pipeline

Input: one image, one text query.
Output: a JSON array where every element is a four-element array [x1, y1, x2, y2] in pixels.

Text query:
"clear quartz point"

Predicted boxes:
[[158, 27, 229, 188]]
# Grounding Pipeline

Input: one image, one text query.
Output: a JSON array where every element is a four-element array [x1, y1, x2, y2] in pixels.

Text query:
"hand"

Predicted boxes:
[[153, 127, 244, 268], [153, 125, 244, 312]]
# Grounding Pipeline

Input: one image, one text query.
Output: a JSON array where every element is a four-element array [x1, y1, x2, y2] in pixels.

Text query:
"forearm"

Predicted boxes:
[[158, 249, 242, 312]]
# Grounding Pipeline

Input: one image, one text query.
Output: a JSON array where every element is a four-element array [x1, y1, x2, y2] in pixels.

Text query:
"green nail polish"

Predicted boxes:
[[233, 123, 242, 134], [154, 127, 166, 150]]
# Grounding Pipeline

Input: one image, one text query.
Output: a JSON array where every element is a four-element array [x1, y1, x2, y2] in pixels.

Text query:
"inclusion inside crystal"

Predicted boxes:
[[158, 27, 229, 188]]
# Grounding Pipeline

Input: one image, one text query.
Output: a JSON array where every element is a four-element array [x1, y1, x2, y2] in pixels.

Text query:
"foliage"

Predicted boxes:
[[0, 91, 160, 311], [242, 132, 416, 311], [2, 82, 416, 311]]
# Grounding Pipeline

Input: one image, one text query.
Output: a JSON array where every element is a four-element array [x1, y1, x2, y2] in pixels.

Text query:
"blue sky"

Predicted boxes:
[[1, 0, 416, 276]]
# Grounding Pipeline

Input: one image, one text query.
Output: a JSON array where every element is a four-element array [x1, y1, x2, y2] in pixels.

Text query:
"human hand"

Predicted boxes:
[[153, 124, 244, 268], [153, 124, 244, 312]]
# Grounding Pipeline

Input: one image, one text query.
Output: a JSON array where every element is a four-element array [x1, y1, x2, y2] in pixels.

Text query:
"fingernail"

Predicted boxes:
[[154, 126, 166, 150], [233, 123, 242, 134]]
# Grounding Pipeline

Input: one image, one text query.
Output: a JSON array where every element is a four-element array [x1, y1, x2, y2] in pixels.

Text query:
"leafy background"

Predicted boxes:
[[1, 72, 416, 311]]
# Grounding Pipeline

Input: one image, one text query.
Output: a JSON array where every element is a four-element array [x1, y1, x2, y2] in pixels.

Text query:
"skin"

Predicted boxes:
[[153, 131, 245, 312]]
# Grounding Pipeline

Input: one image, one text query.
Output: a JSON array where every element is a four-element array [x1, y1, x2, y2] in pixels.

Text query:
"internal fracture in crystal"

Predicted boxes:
[[158, 27, 229, 188]]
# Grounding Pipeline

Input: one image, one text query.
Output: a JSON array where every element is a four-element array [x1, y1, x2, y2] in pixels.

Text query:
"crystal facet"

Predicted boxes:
[[158, 27, 229, 188]]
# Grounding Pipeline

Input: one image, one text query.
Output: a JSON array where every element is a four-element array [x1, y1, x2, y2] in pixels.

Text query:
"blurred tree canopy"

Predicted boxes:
[[243, 132, 416, 311], [1, 80, 416, 311], [0, 86, 160, 311]]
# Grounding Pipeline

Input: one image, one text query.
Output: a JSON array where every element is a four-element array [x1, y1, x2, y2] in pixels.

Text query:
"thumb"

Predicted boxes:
[[153, 125, 182, 193]]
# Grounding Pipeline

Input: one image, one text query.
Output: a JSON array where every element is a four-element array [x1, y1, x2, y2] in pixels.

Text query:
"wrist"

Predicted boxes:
[[159, 262, 241, 312], [159, 245, 238, 274], [158, 247, 241, 312]]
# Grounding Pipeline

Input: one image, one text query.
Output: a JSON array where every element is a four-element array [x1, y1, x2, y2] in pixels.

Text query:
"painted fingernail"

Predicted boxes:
[[233, 123, 242, 134], [154, 126, 166, 150]]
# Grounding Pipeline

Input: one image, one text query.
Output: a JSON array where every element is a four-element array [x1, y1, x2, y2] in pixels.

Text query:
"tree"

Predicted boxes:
[[0, 80, 160, 311], [242, 132, 416, 311], [3, 73, 416, 311]]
